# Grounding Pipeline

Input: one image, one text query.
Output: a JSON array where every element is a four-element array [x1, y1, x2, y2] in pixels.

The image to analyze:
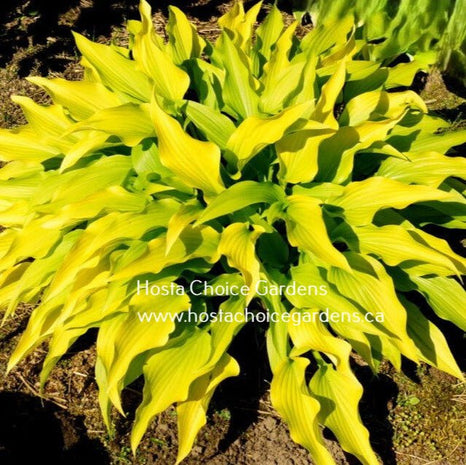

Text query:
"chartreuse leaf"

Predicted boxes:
[[109, 225, 220, 282], [226, 102, 312, 169], [27, 77, 122, 121], [283, 195, 350, 271], [177, 295, 245, 463], [188, 59, 225, 110], [287, 263, 389, 338], [310, 359, 379, 465], [40, 284, 129, 389], [276, 122, 335, 184], [198, 181, 285, 224], [176, 354, 239, 464], [150, 98, 224, 196], [131, 0, 189, 102], [105, 291, 191, 413], [218, 0, 263, 52], [270, 358, 335, 465], [290, 310, 381, 462], [70, 103, 154, 146], [73, 31, 152, 102], [0, 127, 60, 162], [328, 253, 418, 361], [166, 6, 206, 64], [331, 177, 453, 225], [377, 150, 466, 187], [10, 97, 75, 153], [341, 90, 427, 126], [311, 59, 346, 129], [402, 297, 463, 379], [289, 310, 353, 370], [166, 202, 204, 253], [131, 329, 212, 451], [411, 276, 466, 331], [215, 32, 260, 119], [253, 3, 284, 76], [1, 231, 81, 318], [259, 22, 299, 114], [347, 224, 464, 276], [185, 100, 236, 148], [218, 223, 264, 303], [301, 15, 354, 55]]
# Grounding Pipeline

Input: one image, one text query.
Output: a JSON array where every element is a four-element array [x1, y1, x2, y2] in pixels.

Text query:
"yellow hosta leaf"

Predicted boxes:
[[412, 276, 466, 331], [276, 123, 335, 183], [331, 177, 453, 225], [70, 103, 154, 146], [342, 90, 427, 126], [227, 102, 312, 168], [197, 181, 285, 225], [176, 354, 239, 464], [43, 202, 179, 301], [150, 98, 224, 196], [287, 263, 384, 337], [110, 225, 220, 282], [377, 150, 466, 187], [260, 22, 299, 113], [167, 6, 206, 64], [270, 358, 335, 465], [166, 202, 203, 253], [11, 96, 73, 137], [352, 224, 463, 275], [218, 0, 263, 51], [1, 230, 81, 317], [403, 298, 463, 379], [311, 58, 346, 129], [133, 0, 190, 101], [42, 187, 147, 231], [310, 361, 379, 465], [215, 32, 260, 119], [73, 32, 152, 102], [301, 16, 354, 55], [27, 77, 122, 121], [106, 292, 191, 412], [130, 329, 212, 451], [185, 100, 236, 149], [218, 223, 264, 303], [253, 3, 284, 76], [0, 127, 60, 162], [284, 195, 350, 271], [289, 311, 352, 372], [328, 252, 418, 361]]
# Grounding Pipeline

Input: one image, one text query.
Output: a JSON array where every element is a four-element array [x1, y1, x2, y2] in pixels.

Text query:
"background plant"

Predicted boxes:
[[292, 0, 466, 82], [0, 1, 465, 464]]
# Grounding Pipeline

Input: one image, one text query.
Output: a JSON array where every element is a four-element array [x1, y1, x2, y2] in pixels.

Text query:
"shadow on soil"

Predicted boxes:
[[0, 391, 110, 465], [210, 323, 271, 454]]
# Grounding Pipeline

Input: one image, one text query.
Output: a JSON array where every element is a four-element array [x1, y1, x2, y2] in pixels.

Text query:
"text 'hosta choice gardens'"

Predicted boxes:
[[0, 1, 465, 464]]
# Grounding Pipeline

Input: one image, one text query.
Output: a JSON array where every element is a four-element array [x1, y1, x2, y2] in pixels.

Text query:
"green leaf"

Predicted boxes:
[[411, 276, 466, 331], [331, 177, 453, 225], [73, 32, 152, 102], [185, 100, 236, 148], [198, 181, 285, 224]]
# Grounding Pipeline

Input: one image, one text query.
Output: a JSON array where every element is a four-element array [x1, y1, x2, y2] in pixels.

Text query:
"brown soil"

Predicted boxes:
[[0, 2, 465, 465]]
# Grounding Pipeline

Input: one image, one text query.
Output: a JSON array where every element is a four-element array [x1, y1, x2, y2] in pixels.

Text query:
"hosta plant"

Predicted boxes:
[[1, 1, 465, 464]]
